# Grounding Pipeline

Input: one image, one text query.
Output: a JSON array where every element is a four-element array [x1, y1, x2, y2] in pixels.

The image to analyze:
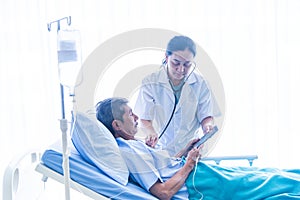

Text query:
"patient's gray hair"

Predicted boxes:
[[95, 97, 129, 134]]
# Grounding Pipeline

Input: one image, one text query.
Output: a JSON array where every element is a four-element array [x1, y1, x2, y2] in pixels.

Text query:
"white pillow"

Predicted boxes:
[[71, 112, 129, 185]]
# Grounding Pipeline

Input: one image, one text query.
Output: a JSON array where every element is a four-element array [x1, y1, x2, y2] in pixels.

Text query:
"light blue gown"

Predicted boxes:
[[117, 137, 300, 200]]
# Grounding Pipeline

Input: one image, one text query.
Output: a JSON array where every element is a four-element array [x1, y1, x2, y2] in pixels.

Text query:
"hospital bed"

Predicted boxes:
[[6, 107, 300, 199], [3, 138, 257, 200]]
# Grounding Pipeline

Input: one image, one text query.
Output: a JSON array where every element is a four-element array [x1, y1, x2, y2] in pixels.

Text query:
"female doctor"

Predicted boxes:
[[134, 35, 219, 156]]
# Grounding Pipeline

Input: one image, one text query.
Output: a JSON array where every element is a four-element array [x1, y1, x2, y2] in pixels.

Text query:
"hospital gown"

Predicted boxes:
[[117, 137, 300, 200], [134, 67, 220, 156], [116, 138, 189, 199]]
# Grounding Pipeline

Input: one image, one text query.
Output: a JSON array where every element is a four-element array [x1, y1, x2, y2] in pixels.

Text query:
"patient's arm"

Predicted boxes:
[[149, 147, 200, 200], [140, 119, 158, 148]]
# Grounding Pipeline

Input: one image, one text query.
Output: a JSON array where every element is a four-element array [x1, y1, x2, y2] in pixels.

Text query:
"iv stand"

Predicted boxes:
[[47, 16, 72, 200]]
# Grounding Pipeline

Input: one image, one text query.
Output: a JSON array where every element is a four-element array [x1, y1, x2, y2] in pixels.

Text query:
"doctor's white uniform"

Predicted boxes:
[[134, 67, 219, 156]]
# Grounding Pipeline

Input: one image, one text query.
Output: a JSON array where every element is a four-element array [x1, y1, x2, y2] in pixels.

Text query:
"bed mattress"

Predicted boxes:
[[40, 141, 158, 200]]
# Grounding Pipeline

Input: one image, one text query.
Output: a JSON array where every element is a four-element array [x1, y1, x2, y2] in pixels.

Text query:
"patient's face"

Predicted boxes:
[[118, 104, 139, 140]]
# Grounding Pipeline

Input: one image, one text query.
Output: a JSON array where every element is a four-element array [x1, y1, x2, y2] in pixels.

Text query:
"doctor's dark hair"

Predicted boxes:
[[166, 35, 197, 57], [96, 97, 129, 134]]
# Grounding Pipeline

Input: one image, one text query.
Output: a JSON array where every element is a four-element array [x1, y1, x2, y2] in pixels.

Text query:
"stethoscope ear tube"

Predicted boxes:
[[158, 62, 196, 140]]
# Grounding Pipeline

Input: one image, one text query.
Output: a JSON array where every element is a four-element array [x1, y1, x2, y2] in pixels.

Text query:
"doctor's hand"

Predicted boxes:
[[203, 124, 214, 134], [145, 133, 158, 148], [202, 116, 214, 134]]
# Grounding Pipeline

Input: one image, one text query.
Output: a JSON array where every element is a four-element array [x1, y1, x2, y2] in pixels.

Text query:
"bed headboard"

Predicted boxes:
[[3, 151, 43, 200]]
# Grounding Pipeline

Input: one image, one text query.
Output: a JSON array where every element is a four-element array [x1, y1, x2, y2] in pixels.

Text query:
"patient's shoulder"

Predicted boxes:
[[117, 138, 150, 153]]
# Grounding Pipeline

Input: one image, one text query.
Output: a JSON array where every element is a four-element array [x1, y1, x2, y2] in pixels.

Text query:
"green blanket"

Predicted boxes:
[[186, 162, 300, 200]]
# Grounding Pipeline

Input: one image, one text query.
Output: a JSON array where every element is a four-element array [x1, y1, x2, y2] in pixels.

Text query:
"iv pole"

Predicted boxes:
[[47, 16, 72, 200]]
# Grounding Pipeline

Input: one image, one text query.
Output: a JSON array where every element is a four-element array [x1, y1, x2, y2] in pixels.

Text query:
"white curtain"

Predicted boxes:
[[1, 0, 300, 198]]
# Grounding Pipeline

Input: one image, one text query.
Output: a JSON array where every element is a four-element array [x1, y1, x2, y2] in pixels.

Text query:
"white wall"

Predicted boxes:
[[1, 0, 300, 198]]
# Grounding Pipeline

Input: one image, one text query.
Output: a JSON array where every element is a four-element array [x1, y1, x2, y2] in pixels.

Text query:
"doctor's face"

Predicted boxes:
[[166, 48, 195, 85], [117, 104, 139, 140]]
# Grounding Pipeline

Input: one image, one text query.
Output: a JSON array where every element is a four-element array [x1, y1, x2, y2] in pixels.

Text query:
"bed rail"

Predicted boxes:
[[202, 155, 258, 166], [35, 163, 109, 200]]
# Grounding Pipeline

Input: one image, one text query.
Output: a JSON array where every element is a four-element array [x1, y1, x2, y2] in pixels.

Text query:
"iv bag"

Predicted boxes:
[[57, 29, 82, 95]]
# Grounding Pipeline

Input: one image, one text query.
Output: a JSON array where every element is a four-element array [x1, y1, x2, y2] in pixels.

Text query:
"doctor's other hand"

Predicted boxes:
[[203, 124, 214, 134], [201, 116, 214, 133], [145, 133, 158, 148]]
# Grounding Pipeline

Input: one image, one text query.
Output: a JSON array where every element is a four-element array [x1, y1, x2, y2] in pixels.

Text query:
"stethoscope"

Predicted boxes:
[[158, 59, 196, 139]]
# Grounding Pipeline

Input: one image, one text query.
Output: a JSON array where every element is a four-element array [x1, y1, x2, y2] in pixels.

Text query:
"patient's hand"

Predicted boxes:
[[176, 138, 200, 158], [145, 133, 158, 148], [186, 147, 202, 166]]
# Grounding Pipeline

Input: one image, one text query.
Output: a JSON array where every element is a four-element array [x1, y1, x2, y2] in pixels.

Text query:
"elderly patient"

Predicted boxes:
[[96, 97, 300, 200]]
